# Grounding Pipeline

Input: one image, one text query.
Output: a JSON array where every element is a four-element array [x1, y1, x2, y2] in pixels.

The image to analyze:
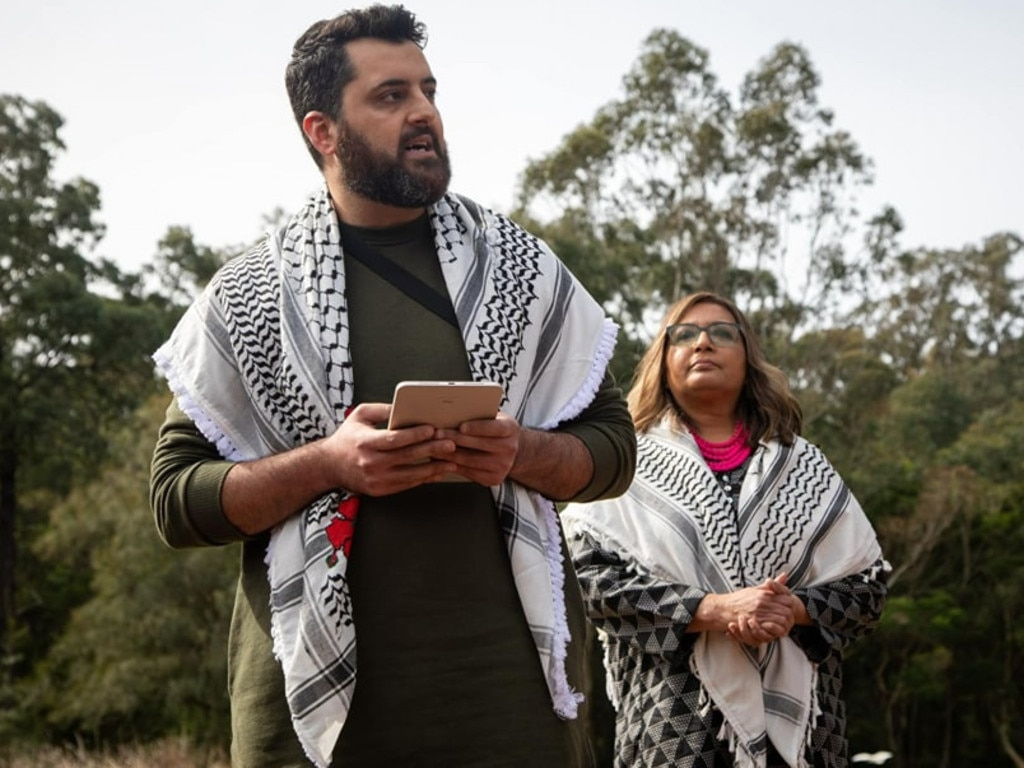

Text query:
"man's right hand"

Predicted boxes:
[[221, 402, 460, 535], [327, 402, 460, 496]]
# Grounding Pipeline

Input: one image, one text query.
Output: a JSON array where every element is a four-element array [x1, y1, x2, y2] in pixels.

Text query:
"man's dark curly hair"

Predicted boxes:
[[285, 4, 427, 168]]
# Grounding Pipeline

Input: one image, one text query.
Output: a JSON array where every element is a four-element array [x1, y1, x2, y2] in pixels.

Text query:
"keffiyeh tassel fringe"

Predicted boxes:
[[540, 318, 619, 431], [540, 492, 584, 719], [691, 654, 714, 720], [800, 664, 822, 765], [718, 720, 759, 768], [154, 348, 242, 462], [600, 632, 620, 711]]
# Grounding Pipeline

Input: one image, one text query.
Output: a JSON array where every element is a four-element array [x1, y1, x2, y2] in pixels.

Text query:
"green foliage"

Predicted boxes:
[[832, 349, 1024, 764], [0, 95, 177, 670], [0, 96, 232, 753], [143, 225, 236, 310], [855, 232, 1024, 378], [515, 31, 873, 376], [4, 396, 236, 749]]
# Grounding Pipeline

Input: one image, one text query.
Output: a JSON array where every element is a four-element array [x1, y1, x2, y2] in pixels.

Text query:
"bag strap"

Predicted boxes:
[[342, 230, 459, 329]]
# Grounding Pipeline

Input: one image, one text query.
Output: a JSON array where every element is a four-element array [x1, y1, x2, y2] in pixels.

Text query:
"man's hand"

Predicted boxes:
[[222, 402, 460, 534], [433, 412, 520, 487], [328, 402, 461, 496], [436, 412, 596, 499]]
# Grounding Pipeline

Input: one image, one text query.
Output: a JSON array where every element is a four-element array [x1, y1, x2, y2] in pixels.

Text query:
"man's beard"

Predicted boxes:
[[335, 122, 451, 208]]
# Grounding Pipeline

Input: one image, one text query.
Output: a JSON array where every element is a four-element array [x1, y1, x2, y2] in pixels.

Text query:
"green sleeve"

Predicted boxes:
[[556, 370, 637, 503], [149, 368, 636, 545], [149, 398, 248, 548]]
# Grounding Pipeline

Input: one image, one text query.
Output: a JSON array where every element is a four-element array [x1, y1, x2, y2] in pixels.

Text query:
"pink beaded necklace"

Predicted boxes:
[[691, 421, 751, 472]]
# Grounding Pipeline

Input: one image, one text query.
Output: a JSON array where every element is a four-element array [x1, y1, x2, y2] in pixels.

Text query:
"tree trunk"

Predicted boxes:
[[996, 717, 1024, 768], [0, 446, 16, 661]]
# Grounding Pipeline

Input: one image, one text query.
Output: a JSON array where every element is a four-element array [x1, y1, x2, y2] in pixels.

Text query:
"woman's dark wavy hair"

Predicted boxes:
[[285, 4, 427, 168], [628, 291, 803, 446]]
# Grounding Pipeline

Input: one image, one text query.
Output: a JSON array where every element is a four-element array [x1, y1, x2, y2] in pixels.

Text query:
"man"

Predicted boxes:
[[149, 5, 636, 767]]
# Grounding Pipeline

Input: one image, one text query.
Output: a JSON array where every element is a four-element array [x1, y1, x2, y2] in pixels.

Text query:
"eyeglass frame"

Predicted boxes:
[[665, 321, 745, 347]]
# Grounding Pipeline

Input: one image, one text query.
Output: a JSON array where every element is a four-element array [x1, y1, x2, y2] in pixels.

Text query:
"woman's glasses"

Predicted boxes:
[[666, 322, 743, 347]]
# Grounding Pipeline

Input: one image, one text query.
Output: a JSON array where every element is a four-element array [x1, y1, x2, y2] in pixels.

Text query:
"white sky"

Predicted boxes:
[[3, 0, 1022, 273]]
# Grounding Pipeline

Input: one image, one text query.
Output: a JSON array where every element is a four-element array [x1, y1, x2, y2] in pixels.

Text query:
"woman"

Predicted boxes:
[[562, 292, 889, 768]]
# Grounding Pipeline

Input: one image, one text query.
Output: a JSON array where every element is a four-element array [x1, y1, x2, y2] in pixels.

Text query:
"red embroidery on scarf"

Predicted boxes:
[[325, 495, 359, 567], [325, 406, 360, 568]]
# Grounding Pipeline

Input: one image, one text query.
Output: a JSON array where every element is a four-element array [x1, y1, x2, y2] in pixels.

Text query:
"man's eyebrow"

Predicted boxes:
[[373, 77, 409, 90], [371, 76, 437, 91]]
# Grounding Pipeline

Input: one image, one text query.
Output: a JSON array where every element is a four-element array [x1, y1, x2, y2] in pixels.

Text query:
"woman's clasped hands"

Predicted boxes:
[[702, 572, 810, 647]]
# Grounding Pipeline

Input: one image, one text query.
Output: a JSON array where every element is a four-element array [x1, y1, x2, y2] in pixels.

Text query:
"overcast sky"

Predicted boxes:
[[3, 0, 1022, 273]]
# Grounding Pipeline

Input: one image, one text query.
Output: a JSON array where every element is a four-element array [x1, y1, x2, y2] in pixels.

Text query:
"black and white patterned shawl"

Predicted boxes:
[[562, 422, 883, 768], [154, 188, 617, 767]]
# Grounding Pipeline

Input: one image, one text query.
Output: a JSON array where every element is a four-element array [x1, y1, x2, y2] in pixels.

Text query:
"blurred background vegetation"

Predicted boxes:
[[1, 28, 1021, 768]]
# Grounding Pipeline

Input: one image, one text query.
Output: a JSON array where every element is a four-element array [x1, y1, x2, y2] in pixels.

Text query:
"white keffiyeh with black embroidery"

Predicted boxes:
[[154, 188, 617, 768], [562, 421, 884, 768]]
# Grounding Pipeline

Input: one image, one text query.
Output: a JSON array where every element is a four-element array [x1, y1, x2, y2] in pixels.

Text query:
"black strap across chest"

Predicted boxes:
[[342, 229, 459, 329]]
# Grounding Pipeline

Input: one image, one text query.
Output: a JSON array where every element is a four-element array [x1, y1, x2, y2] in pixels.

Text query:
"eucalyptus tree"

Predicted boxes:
[[143, 226, 230, 311], [845, 392, 1024, 767], [13, 396, 237, 749], [514, 31, 873, 370], [855, 232, 1024, 378], [831, 233, 1024, 766], [0, 95, 168, 660]]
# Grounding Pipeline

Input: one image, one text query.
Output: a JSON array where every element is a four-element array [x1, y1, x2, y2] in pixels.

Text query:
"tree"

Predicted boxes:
[[845, 400, 1024, 767], [0, 96, 169, 663], [9, 396, 237, 749], [143, 225, 240, 311], [820, 234, 1024, 766], [854, 232, 1024, 379], [513, 32, 873, 376]]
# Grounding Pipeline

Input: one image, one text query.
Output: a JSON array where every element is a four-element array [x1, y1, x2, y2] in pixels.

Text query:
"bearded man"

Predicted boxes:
[[149, 5, 636, 767]]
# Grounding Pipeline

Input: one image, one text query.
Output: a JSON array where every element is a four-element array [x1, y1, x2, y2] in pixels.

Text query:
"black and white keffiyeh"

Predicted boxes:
[[154, 188, 617, 767], [562, 422, 885, 768]]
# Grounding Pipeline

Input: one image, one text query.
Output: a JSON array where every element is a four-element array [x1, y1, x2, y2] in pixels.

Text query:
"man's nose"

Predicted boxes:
[[408, 90, 439, 124]]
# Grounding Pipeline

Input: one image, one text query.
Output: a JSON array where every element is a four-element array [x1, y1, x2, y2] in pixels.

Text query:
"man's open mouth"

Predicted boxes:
[[404, 133, 436, 154]]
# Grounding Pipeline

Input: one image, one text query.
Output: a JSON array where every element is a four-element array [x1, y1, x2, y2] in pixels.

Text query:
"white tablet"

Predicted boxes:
[[387, 380, 504, 430]]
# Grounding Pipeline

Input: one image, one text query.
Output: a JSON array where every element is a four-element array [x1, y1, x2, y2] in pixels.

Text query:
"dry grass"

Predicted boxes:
[[2, 737, 229, 768]]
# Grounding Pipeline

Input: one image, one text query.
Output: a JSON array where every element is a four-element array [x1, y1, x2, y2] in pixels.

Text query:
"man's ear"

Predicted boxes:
[[302, 112, 338, 159]]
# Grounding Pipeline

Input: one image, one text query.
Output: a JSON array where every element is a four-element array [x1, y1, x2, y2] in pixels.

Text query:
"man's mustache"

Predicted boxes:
[[401, 127, 445, 155]]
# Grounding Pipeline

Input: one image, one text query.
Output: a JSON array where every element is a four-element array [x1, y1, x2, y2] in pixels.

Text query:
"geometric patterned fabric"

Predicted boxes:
[[570, 532, 888, 767]]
